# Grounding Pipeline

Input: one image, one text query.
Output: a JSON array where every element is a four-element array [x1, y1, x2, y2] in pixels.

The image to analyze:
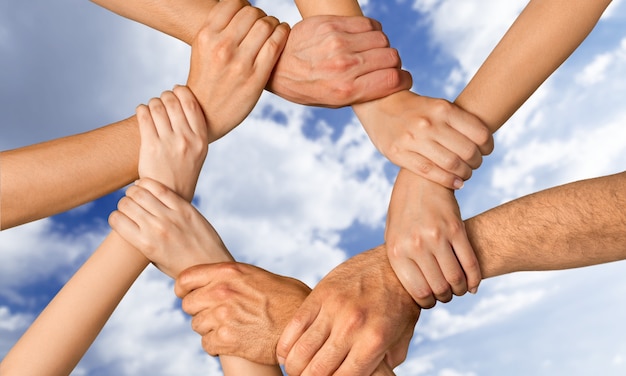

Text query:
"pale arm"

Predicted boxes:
[[386, 0, 612, 304], [0, 117, 139, 230], [0, 232, 148, 375]]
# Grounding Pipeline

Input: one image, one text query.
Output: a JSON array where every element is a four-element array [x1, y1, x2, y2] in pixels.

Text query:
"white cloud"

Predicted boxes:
[[575, 52, 614, 86], [194, 94, 391, 283], [416, 289, 545, 341], [0, 219, 107, 292], [412, 0, 527, 91]]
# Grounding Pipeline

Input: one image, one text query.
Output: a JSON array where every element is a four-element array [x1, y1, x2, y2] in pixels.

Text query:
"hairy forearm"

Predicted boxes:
[[0, 232, 149, 375], [466, 171, 626, 278], [456, 0, 611, 132], [90, 0, 217, 45], [0, 117, 139, 230]]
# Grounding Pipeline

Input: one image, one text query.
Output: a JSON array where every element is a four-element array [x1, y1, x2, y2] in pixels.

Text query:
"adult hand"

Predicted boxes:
[[277, 245, 420, 376], [354, 90, 493, 189], [385, 169, 480, 308], [186, 0, 289, 143], [135, 85, 208, 201], [267, 15, 412, 108], [175, 262, 311, 364], [109, 178, 231, 279]]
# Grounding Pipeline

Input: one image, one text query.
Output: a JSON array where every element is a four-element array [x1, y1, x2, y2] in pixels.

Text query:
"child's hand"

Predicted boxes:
[[186, 0, 289, 142], [136, 85, 208, 201], [109, 178, 231, 279], [355, 91, 494, 190], [385, 169, 481, 308]]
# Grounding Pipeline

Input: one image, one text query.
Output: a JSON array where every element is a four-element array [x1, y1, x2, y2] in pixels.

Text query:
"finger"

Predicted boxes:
[[223, 4, 267, 46], [276, 300, 322, 364], [411, 250, 454, 304], [339, 31, 391, 54], [205, 0, 250, 32], [436, 133, 483, 171], [254, 22, 289, 80], [387, 256, 436, 308], [283, 319, 332, 376], [124, 184, 171, 221], [175, 263, 220, 298], [239, 15, 281, 60], [160, 90, 191, 137], [318, 15, 383, 34], [172, 85, 207, 139], [396, 151, 465, 190], [330, 343, 386, 376], [351, 68, 413, 103], [135, 178, 185, 211], [108, 209, 140, 242], [447, 106, 494, 156], [136, 104, 159, 144], [408, 139, 474, 182], [434, 244, 469, 297], [450, 231, 482, 294], [190, 308, 219, 336], [147, 96, 173, 136]]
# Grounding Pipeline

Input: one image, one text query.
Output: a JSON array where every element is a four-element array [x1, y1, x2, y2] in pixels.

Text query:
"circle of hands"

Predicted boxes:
[[106, 0, 495, 375]]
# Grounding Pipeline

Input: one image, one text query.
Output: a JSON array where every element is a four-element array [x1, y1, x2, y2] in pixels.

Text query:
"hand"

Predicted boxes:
[[174, 262, 311, 364], [109, 178, 231, 278], [277, 246, 420, 376], [186, 0, 289, 142], [136, 85, 208, 201], [354, 91, 494, 189], [267, 15, 412, 108], [385, 169, 481, 308]]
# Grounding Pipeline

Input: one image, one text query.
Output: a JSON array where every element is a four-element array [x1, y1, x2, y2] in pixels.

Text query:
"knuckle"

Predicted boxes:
[[446, 270, 466, 287], [431, 98, 453, 115], [214, 304, 231, 322], [412, 286, 434, 301], [202, 335, 219, 357]]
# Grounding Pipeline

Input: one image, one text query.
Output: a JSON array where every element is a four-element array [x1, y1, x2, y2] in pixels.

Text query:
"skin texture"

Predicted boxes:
[[272, 1, 613, 374], [0, 2, 411, 231], [0, 2, 288, 375], [167, 171, 626, 373]]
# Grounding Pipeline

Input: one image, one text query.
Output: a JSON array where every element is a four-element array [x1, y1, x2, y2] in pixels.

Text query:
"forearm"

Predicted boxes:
[[1, 117, 139, 230], [466, 171, 626, 278], [90, 0, 217, 45], [0, 232, 149, 375], [455, 0, 611, 132]]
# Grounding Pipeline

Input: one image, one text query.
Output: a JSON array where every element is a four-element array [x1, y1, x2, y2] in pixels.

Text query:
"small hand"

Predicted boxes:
[[276, 246, 420, 376], [267, 15, 412, 108], [174, 262, 311, 364], [136, 85, 208, 201], [355, 91, 494, 189], [385, 169, 481, 308], [186, 0, 289, 142], [109, 178, 231, 278]]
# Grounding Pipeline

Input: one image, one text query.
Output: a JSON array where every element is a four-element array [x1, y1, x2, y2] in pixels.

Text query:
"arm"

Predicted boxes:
[[91, 0, 411, 108], [281, 0, 614, 373], [0, 85, 207, 375], [386, 0, 612, 304], [0, 117, 139, 230], [173, 171, 626, 373]]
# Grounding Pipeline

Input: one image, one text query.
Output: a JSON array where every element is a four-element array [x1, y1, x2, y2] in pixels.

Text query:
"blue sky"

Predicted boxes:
[[1, 0, 626, 375]]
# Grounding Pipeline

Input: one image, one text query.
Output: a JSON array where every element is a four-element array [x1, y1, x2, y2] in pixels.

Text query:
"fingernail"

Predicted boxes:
[[277, 356, 285, 365], [469, 287, 478, 294], [453, 178, 464, 189]]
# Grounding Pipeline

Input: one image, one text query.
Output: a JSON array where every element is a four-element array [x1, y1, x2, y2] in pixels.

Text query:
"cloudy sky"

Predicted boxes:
[[1, 0, 626, 375]]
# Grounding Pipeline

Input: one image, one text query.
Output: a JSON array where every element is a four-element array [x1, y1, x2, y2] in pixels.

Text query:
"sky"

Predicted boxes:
[[1, 0, 626, 375]]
